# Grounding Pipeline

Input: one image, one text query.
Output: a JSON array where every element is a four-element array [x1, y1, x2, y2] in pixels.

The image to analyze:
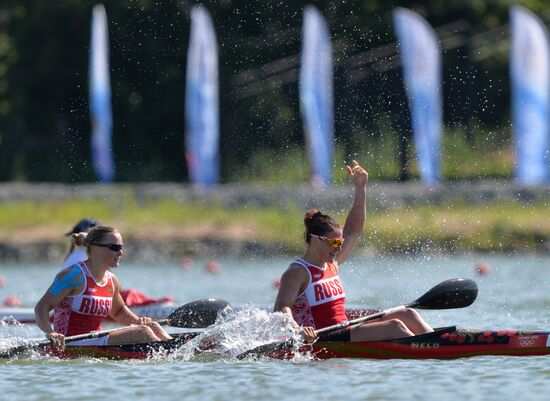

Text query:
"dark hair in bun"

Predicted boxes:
[[303, 208, 340, 243]]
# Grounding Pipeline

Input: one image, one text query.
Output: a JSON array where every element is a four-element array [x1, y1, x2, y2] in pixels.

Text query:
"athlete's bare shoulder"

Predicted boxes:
[[49, 264, 85, 297], [282, 262, 309, 281]]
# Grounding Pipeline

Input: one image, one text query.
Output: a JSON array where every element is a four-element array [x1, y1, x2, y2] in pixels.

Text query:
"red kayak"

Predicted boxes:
[[266, 326, 550, 360], [35, 326, 550, 360]]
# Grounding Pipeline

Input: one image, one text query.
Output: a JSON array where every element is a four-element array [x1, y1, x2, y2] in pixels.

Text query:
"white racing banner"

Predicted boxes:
[[510, 5, 550, 184], [300, 5, 334, 187], [393, 8, 442, 183], [185, 5, 220, 186], [89, 4, 115, 182]]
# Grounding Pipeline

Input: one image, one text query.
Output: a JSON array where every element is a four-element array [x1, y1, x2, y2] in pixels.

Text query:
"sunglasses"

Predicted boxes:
[[93, 243, 123, 252], [310, 234, 345, 248]]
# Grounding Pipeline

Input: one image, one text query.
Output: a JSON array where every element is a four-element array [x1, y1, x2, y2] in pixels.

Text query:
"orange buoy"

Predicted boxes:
[[474, 263, 492, 276], [205, 260, 221, 275], [0, 276, 5, 288], [180, 256, 194, 270], [3, 295, 22, 307]]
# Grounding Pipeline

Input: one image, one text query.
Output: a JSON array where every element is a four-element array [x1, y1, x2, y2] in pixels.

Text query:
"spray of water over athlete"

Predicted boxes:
[[164, 306, 308, 361]]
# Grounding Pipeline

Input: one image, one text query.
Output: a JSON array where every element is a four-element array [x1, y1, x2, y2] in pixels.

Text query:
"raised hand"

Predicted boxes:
[[345, 160, 368, 189]]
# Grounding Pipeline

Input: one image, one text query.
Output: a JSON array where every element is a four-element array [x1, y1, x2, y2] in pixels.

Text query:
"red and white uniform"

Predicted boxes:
[[53, 262, 114, 336], [291, 258, 347, 329]]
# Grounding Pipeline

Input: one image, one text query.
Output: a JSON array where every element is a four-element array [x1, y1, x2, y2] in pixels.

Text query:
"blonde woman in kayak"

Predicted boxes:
[[35, 225, 172, 349], [274, 160, 433, 342]]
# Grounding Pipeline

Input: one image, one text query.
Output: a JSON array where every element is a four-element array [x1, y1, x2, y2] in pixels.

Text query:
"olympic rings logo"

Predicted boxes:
[[519, 339, 536, 347]]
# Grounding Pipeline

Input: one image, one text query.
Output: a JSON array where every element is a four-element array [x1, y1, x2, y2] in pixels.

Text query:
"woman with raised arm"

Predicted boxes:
[[273, 160, 433, 342], [35, 225, 171, 349]]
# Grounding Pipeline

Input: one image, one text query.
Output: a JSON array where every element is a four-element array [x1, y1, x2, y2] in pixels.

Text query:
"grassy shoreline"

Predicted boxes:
[[1, 182, 549, 262]]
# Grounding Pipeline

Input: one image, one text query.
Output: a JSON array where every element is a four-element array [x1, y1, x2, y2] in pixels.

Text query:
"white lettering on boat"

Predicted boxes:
[[411, 343, 440, 349]]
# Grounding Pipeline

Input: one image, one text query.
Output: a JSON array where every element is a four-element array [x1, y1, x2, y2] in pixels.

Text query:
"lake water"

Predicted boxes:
[[1, 254, 550, 401]]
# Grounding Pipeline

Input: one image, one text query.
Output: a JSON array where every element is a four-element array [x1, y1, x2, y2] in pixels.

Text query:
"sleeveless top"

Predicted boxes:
[[53, 262, 114, 336], [62, 248, 87, 270], [291, 258, 347, 329]]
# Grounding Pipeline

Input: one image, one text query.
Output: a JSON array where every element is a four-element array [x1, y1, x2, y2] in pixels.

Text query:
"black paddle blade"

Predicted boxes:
[[410, 278, 478, 310], [236, 339, 294, 360], [0, 340, 48, 359], [168, 299, 231, 328], [0, 343, 31, 359]]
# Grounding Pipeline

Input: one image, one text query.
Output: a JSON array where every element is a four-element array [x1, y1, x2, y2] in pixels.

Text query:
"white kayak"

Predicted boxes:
[[0, 302, 175, 324]]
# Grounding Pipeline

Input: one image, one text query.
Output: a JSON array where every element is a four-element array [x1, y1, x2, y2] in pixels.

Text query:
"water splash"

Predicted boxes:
[[164, 306, 306, 361], [0, 318, 50, 361], [0, 317, 32, 349]]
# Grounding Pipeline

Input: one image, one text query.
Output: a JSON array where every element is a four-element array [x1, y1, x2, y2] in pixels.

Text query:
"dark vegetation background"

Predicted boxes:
[[1, 0, 549, 183]]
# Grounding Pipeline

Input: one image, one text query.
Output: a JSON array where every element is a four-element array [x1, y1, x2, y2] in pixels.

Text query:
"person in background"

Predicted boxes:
[[63, 218, 99, 269], [273, 160, 433, 343], [35, 225, 172, 349]]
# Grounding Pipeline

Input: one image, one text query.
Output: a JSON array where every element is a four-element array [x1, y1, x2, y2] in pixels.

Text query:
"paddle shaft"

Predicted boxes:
[[315, 278, 478, 337], [63, 318, 176, 343], [64, 306, 218, 344], [61, 316, 176, 344], [64, 325, 135, 343], [315, 305, 407, 337]]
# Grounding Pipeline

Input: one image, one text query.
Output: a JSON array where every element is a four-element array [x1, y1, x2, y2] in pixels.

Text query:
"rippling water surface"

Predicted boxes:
[[1, 254, 550, 400]]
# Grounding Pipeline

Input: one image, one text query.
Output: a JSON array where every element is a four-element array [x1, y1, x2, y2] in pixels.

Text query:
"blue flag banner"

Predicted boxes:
[[300, 5, 334, 187], [89, 4, 114, 183], [510, 5, 550, 184], [185, 5, 220, 186], [393, 8, 442, 183]]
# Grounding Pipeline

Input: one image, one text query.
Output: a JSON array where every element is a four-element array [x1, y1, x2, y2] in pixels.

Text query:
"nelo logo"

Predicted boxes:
[[411, 343, 440, 349]]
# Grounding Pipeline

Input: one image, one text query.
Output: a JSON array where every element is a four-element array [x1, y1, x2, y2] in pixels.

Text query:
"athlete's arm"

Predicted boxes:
[[337, 160, 368, 264], [274, 265, 316, 342], [34, 265, 85, 336], [273, 264, 308, 315]]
